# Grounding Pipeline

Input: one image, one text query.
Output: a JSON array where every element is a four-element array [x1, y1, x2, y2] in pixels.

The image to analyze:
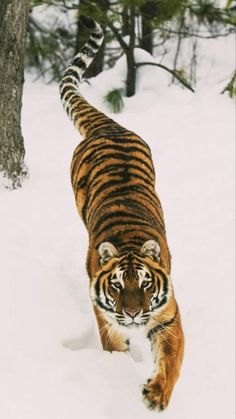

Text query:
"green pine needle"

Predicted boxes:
[[104, 88, 124, 113]]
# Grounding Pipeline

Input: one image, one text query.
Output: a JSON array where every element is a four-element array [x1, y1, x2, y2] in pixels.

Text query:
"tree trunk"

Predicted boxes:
[[122, 5, 129, 37], [126, 3, 136, 97], [140, 1, 158, 55], [0, 0, 29, 189]]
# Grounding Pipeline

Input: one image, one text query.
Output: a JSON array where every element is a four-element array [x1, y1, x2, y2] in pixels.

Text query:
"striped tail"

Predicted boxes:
[[59, 15, 105, 137]]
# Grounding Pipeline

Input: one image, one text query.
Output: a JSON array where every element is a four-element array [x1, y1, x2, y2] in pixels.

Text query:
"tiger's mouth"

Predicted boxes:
[[114, 310, 150, 328]]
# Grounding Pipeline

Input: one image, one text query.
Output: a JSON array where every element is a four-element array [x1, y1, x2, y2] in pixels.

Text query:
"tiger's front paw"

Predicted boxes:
[[142, 377, 171, 411]]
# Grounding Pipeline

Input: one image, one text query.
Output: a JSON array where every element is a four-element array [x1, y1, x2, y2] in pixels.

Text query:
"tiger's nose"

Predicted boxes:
[[125, 309, 140, 318]]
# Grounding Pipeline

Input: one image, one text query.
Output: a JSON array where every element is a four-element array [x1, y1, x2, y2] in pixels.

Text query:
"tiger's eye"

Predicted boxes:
[[113, 282, 122, 289], [142, 280, 150, 288]]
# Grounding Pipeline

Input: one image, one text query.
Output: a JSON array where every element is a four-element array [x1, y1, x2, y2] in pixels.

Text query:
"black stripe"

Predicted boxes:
[[80, 15, 97, 30], [88, 195, 163, 231], [102, 281, 111, 308], [119, 240, 144, 250], [79, 151, 154, 174], [60, 84, 76, 98], [79, 119, 116, 132], [88, 179, 127, 204], [101, 230, 156, 247], [80, 143, 151, 162], [88, 162, 153, 186], [147, 309, 178, 340], [150, 270, 169, 311], [88, 115, 109, 126], [78, 115, 105, 127], [87, 39, 100, 50], [90, 171, 154, 194], [92, 210, 151, 234], [95, 271, 105, 298], [108, 183, 158, 202], [69, 97, 81, 108], [63, 68, 80, 80], [153, 295, 167, 310], [75, 174, 88, 189], [101, 132, 151, 152], [72, 57, 87, 70], [94, 238, 124, 251], [84, 141, 150, 157], [156, 269, 168, 295], [87, 177, 156, 209], [72, 134, 104, 157], [91, 31, 103, 39], [74, 138, 151, 160], [95, 298, 113, 312], [94, 230, 155, 250], [94, 219, 154, 240], [72, 133, 142, 158], [82, 183, 161, 225], [60, 75, 78, 85], [88, 196, 159, 229], [78, 109, 98, 118]]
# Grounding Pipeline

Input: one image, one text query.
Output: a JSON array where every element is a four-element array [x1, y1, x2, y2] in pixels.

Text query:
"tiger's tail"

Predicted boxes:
[[59, 15, 108, 138]]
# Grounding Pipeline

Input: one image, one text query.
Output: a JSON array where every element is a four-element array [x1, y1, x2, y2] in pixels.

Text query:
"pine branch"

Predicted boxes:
[[136, 62, 195, 93], [172, 14, 185, 82], [221, 70, 236, 97], [99, 0, 129, 51], [34, 0, 78, 10], [158, 27, 235, 39]]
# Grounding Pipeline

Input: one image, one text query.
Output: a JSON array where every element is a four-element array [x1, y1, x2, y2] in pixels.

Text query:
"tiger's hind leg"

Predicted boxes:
[[94, 306, 129, 352]]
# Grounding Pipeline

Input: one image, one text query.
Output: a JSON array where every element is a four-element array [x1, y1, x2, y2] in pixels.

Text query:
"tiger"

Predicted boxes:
[[59, 15, 184, 411]]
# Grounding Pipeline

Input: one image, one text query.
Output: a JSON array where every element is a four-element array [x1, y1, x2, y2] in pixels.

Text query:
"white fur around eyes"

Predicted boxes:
[[137, 268, 152, 288]]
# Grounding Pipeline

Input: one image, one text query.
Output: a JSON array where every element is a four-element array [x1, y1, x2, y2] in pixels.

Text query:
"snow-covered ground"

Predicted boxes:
[[0, 35, 235, 419]]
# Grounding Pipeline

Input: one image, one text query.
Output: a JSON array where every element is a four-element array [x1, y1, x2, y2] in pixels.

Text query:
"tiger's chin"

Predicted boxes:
[[124, 322, 148, 329], [116, 319, 149, 329], [117, 322, 147, 329]]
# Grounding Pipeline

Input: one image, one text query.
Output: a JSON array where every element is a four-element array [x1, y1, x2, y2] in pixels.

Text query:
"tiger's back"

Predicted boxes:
[[71, 125, 171, 277], [59, 15, 184, 412]]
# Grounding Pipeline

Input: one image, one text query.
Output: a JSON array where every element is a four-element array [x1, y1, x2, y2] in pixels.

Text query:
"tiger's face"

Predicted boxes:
[[90, 240, 172, 328]]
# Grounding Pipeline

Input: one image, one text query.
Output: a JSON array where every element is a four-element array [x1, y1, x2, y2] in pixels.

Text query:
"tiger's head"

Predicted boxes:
[[90, 240, 173, 328]]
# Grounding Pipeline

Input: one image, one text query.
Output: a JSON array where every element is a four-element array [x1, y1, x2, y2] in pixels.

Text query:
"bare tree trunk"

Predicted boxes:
[[140, 1, 155, 54], [126, 3, 136, 97], [122, 5, 129, 36], [101, 0, 136, 96], [0, 0, 29, 189]]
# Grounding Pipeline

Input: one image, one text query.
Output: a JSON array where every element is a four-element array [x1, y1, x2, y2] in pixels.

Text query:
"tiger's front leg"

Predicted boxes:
[[94, 306, 129, 352], [143, 309, 184, 411]]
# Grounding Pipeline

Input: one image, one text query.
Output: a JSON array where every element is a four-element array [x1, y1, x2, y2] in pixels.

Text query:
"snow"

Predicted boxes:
[[0, 34, 235, 419]]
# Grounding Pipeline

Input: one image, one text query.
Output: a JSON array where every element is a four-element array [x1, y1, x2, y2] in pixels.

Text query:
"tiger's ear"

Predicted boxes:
[[140, 240, 160, 261], [98, 242, 118, 265]]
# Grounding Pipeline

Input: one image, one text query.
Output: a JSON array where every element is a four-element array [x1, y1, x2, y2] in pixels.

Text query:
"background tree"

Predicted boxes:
[[0, 0, 29, 189], [26, 0, 236, 100], [140, 1, 158, 54], [26, 0, 75, 81]]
